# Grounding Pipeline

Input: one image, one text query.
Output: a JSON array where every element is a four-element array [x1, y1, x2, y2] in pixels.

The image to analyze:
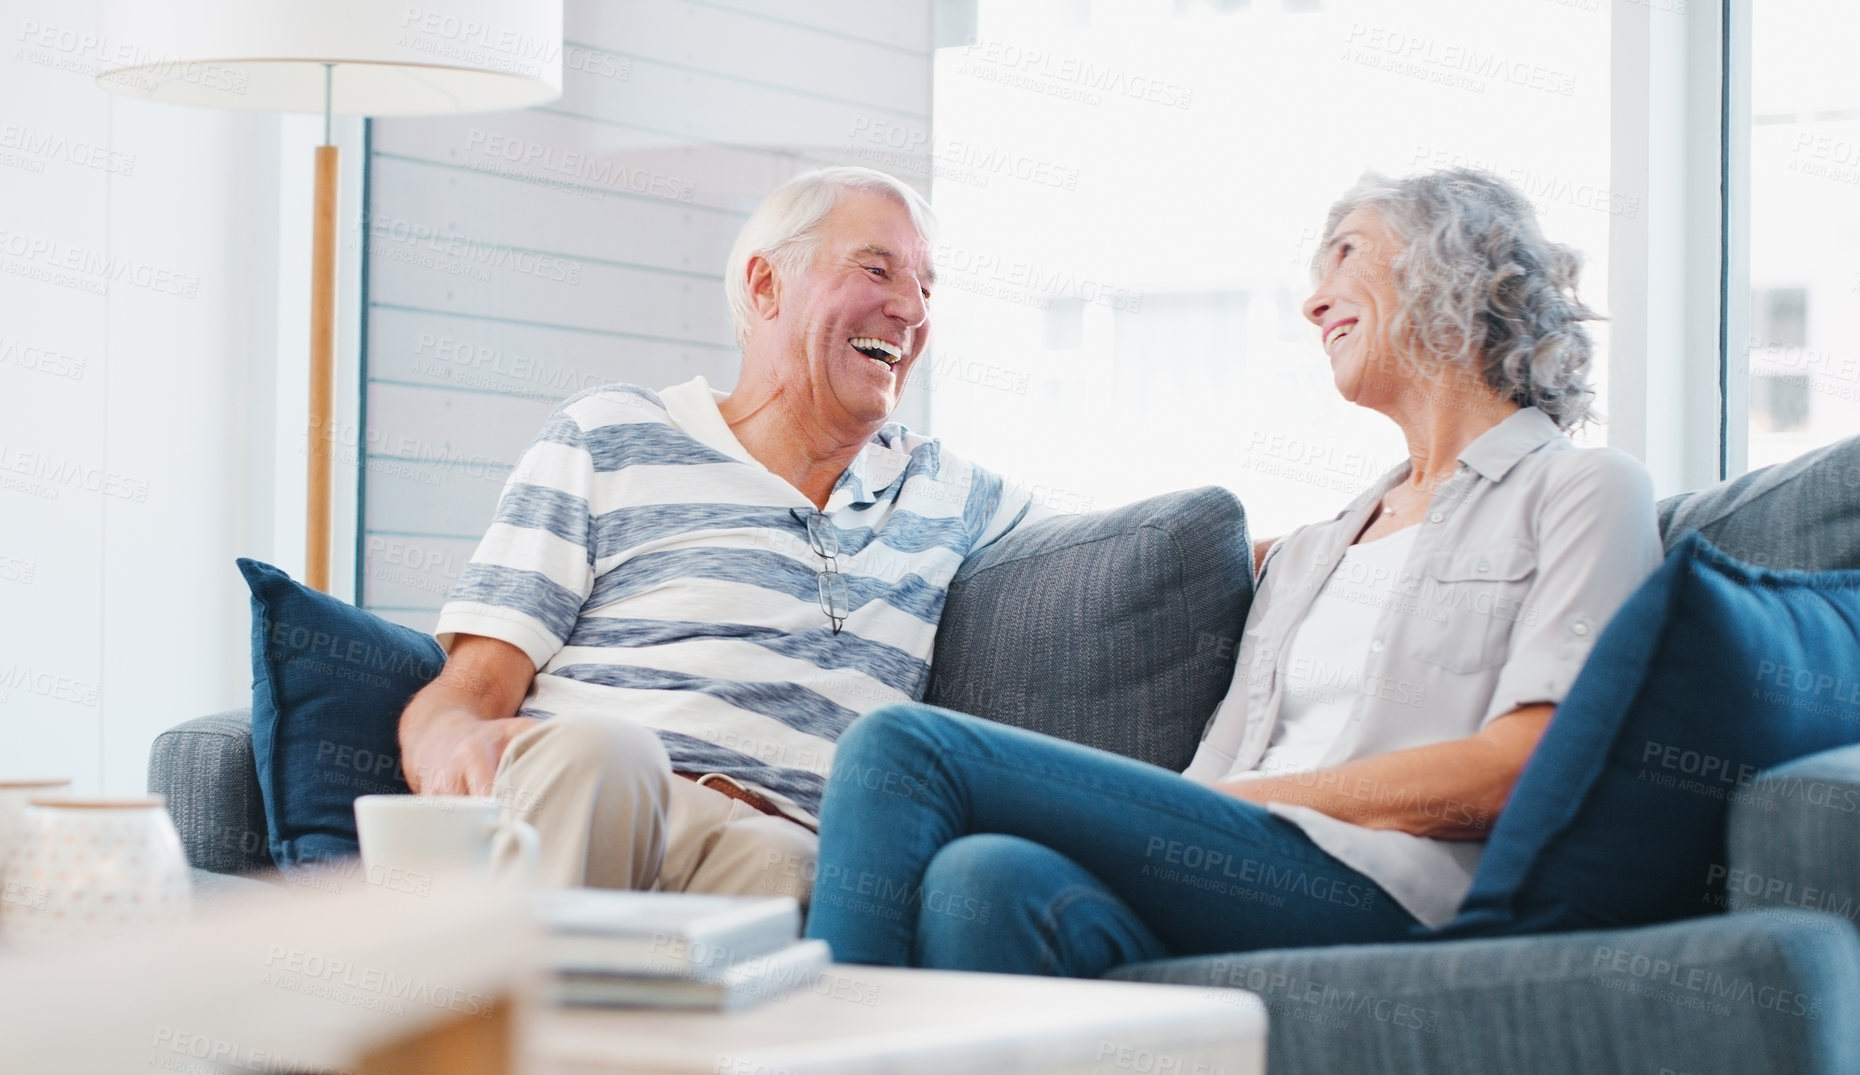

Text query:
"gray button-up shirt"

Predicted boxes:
[[1183, 407, 1662, 926]]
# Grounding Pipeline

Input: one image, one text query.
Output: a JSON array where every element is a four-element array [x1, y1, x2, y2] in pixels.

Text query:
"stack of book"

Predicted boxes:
[[533, 889, 830, 1011]]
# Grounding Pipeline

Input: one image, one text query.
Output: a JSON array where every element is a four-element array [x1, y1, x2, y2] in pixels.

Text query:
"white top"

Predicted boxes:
[[435, 377, 1037, 826], [1185, 408, 1662, 928], [1226, 526, 1419, 783]]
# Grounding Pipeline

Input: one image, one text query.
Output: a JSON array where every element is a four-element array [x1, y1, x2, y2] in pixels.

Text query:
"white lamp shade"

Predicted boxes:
[[93, 0, 563, 114]]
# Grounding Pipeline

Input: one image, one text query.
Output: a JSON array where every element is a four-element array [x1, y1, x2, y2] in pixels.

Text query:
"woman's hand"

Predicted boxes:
[[1215, 702, 1554, 839]]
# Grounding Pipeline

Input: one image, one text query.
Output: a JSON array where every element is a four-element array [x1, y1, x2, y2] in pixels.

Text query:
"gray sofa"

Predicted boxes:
[[152, 446, 1860, 1075]]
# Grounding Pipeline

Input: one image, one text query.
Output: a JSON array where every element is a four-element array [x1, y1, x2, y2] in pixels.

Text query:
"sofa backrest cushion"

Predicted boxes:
[[1657, 435, 1860, 570], [1438, 533, 1860, 938], [925, 486, 1253, 772], [240, 558, 440, 869]]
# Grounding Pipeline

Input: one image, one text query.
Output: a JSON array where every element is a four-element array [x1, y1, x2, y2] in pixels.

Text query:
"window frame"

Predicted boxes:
[[1605, 0, 1748, 497]]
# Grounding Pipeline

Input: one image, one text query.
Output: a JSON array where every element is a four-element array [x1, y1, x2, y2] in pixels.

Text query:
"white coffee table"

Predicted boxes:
[[526, 964, 1267, 1075], [0, 870, 536, 1074]]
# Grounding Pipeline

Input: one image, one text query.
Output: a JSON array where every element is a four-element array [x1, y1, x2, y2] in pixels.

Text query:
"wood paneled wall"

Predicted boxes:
[[361, 0, 935, 631]]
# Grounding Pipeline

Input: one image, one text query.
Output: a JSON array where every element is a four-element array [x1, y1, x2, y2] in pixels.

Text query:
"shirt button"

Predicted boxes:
[[1572, 622, 1591, 637], [1370, 639, 1385, 652], [1429, 512, 1444, 524], [1477, 559, 1491, 573]]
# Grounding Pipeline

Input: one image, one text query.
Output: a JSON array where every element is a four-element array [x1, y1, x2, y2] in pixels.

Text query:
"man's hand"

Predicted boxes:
[[398, 635, 537, 797], [404, 715, 539, 796]]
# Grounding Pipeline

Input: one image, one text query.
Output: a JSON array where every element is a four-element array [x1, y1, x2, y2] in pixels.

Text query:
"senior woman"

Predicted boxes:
[[803, 169, 1662, 977]]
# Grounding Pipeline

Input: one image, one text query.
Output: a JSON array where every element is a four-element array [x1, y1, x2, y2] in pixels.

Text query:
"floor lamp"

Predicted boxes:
[[93, 0, 563, 592]]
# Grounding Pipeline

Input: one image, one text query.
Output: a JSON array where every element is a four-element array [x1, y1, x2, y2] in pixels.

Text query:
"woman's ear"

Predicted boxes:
[[745, 254, 780, 323]]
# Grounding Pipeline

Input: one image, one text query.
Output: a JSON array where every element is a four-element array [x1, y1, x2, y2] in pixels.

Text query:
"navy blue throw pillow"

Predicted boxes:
[[239, 558, 443, 869], [1440, 533, 1860, 937]]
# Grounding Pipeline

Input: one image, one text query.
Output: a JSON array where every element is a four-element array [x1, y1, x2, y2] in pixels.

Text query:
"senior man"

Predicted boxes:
[[397, 167, 1037, 901]]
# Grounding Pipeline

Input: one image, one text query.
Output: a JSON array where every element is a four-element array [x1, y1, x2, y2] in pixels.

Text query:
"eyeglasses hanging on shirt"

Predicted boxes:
[[794, 508, 850, 635]]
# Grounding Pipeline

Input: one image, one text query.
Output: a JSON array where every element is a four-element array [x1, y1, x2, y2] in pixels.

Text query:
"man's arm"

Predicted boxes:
[[1218, 702, 1553, 839], [398, 634, 539, 797]]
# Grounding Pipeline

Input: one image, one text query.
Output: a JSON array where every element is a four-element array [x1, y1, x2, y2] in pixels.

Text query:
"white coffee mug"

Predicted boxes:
[[353, 795, 539, 895], [2, 795, 192, 942]]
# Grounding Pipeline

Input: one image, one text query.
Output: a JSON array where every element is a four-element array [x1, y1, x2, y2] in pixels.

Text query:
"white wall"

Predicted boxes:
[[360, 0, 937, 631], [0, 3, 344, 793], [1, 0, 938, 790]]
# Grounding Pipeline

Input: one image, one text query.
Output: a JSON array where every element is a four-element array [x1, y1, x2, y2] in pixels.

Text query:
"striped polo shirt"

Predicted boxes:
[[436, 376, 1036, 825]]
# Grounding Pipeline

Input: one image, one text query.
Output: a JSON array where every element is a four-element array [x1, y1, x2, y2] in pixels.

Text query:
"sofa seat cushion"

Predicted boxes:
[[924, 486, 1252, 771], [240, 558, 443, 869], [1439, 534, 1860, 937], [1111, 914, 1860, 1075]]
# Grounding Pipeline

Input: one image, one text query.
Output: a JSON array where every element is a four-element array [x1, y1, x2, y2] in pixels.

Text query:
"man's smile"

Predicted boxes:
[[849, 336, 903, 368]]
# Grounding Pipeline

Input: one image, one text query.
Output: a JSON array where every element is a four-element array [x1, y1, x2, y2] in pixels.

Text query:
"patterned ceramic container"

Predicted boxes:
[[0, 779, 71, 913], [1, 796, 192, 942]]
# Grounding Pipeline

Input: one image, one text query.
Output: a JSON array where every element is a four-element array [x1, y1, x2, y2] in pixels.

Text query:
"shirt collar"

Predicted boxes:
[[658, 375, 761, 467], [1456, 406, 1564, 483], [829, 426, 911, 510], [1326, 405, 1564, 536], [658, 375, 912, 510]]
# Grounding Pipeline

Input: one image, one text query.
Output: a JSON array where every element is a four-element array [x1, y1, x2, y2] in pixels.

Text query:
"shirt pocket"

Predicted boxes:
[[1405, 541, 1538, 674]]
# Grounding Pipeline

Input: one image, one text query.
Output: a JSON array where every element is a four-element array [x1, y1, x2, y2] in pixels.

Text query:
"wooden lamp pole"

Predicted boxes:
[[306, 64, 337, 593], [90, 5, 566, 597]]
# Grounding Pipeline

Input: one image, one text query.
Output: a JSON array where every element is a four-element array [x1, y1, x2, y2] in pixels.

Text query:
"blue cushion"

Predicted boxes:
[[1440, 533, 1860, 937], [239, 558, 442, 869]]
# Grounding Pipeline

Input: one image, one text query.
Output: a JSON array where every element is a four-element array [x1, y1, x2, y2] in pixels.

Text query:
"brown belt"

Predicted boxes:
[[675, 771, 783, 818]]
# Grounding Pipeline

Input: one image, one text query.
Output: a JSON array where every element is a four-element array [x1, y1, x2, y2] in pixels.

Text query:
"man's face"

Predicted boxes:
[[777, 191, 933, 431]]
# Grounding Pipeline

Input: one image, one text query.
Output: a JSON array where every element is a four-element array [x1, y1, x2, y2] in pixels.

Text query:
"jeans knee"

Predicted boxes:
[[914, 836, 1041, 969], [829, 706, 949, 810], [837, 703, 943, 766], [923, 834, 1039, 910]]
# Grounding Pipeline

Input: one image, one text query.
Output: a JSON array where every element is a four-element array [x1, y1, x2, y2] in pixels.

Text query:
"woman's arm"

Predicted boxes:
[[1218, 702, 1553, 839], [1220, 448, 1659, 840]]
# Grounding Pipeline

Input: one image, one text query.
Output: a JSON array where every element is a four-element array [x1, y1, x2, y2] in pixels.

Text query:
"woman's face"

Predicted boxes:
[[1302, 206, 1405, 409]]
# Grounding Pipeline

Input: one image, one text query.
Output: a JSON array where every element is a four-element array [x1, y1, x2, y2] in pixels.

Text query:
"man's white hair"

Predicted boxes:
[[724, 167, 938, 347]]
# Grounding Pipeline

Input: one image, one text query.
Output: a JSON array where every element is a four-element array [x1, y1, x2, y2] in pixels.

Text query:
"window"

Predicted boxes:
[[1744, 0, 1860, 472], [928, 0, 1613, 534]]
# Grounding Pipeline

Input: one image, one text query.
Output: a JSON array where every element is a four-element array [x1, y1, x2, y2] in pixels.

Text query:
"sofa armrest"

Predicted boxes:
[[147, 709, 274, 875], [1728, 744, 1860, 925], [1109, 915, 1860, 1075]]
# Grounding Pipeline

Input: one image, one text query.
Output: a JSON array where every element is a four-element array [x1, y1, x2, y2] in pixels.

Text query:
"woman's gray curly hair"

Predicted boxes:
[[1317, 169, 1600, 429]]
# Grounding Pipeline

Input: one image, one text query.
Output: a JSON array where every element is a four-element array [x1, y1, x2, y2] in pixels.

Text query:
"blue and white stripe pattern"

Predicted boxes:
[[436, 378, 1036, 825]]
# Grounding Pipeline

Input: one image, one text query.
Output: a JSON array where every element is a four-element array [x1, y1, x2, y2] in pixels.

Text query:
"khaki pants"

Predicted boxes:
[[491, 715, 818, 904]]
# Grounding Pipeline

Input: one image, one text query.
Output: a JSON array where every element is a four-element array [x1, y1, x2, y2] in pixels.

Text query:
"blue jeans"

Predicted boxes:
[[805, 704, 1420, 977]]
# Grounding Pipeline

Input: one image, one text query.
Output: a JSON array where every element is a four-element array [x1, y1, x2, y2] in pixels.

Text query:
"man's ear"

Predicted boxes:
[[745, 254, 780, 323]]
